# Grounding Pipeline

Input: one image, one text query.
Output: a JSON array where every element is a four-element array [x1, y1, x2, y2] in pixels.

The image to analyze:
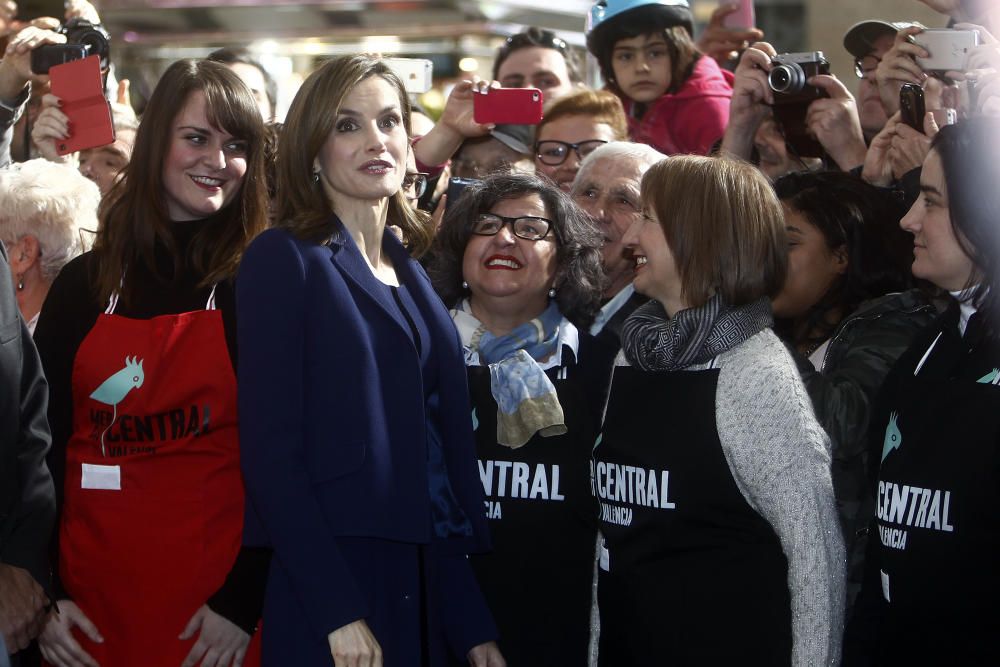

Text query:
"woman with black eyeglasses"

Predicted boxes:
[[428, 173, 608, 666], [533, 89, 629, 193]]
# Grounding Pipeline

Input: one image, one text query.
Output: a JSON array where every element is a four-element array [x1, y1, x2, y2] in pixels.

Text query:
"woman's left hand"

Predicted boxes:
[[467, 641, 506, 667], [179, 605, 250, 667]]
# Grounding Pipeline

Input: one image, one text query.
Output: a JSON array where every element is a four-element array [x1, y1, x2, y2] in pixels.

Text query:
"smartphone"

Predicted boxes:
[[473, 88, 544, 125], [384, 57, 433, 95], [899, 83, 926, 134], [721, 0, 755, 30], [445, 176, 480, 210], [912, 29, 980, 72], [49, 55, 115, 156], [31, 44, 89, 75]]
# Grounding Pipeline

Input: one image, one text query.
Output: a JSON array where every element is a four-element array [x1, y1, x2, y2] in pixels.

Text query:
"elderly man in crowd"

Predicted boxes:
[[571, 141, 665, 345]]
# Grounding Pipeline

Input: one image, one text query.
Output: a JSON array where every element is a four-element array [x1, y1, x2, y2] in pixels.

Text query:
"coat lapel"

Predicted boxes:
[[327, 217, 414, 348]]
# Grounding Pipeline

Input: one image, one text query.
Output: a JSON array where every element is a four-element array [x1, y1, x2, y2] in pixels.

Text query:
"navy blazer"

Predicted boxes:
[[236, 221, 491, 646]]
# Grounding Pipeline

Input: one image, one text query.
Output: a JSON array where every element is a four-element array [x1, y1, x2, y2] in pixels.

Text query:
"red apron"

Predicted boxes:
[[53, 287, 261, 666]]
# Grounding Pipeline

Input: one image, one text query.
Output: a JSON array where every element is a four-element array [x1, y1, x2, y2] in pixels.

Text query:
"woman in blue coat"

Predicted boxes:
[[236, 55, 504, 666]]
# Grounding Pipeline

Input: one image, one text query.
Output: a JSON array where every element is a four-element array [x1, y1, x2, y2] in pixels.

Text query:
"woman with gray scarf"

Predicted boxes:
[[594, 156, 845, 665]]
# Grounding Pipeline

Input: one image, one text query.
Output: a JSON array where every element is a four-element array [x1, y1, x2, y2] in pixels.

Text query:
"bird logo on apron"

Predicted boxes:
[[90, 356, 144, 456]]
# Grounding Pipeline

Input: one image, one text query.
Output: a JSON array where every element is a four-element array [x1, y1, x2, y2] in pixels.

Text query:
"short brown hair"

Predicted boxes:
[[92, 59, 268, 309], [641, 156, 787, 308], [536, 89, 628, 143], [276, 55, 432, 256]]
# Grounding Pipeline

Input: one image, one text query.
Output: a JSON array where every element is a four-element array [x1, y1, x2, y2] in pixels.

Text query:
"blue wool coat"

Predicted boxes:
[[236, 220, 494, 663]]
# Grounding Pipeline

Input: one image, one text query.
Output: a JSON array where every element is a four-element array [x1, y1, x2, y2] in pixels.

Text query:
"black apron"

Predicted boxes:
[[595, 365, 791, 666], [872, 313, 1000, 665], [466, 354, 599, 667]]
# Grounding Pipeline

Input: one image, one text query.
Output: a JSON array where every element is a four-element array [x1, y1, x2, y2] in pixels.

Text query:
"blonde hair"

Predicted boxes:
[[641, 156, 787, 307], [0, 158, 100, 279]]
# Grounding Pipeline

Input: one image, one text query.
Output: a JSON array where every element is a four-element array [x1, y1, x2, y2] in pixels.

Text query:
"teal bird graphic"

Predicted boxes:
[[977, 368, 1000, 385], [90, 356, 144, 456], [471, 408, 479, 432], [881, 412, 902, 463]]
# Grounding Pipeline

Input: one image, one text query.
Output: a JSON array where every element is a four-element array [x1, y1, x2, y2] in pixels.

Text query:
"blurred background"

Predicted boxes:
[[14, 0, 951, 118]]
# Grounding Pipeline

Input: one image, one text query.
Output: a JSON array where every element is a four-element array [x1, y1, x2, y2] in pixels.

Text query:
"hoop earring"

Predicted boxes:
[[312, 170, 320, 183], [462, 280, 469, 290]]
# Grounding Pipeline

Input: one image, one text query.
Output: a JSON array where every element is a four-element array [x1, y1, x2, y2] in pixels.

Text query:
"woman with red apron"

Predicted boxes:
[[32, 59, 270, 667]]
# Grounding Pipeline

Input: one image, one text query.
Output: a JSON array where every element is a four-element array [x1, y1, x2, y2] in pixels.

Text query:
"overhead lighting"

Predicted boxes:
[[251, 40, 280, 56], [458, 57, 479, 73], [361, 35, 402, 55]]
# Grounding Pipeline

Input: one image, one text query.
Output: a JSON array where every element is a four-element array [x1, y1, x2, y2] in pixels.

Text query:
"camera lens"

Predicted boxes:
[[768, 64, 804, 94]]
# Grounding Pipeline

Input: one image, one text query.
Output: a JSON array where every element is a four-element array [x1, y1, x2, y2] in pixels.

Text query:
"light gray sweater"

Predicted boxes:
[[606, 328, 846, 665]]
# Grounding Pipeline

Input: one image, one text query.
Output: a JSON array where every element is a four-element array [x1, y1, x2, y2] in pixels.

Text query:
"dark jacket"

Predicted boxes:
[[237, 223, 494, 660], [0, 240, 55, 591], [789, 289, 937, 608]]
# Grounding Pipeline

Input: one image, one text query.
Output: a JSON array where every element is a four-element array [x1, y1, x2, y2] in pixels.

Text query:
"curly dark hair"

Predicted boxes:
[[428, 172, 606, 329], [773, 170, 914, 349]]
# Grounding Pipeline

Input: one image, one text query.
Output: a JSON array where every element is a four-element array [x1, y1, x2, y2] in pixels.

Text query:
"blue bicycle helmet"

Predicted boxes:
[[586, 0, 693, 39]]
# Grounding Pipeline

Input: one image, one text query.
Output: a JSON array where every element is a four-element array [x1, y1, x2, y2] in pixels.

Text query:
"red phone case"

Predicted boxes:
[[49, 55, 115, 156], [473, 88, 544, 125]]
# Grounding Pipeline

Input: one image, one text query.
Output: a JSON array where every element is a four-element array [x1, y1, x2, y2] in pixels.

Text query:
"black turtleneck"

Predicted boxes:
[[33, 216, 268, 635]]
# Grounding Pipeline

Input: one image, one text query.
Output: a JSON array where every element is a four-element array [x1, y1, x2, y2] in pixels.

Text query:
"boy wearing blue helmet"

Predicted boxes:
[[586, 0, 733, 156]]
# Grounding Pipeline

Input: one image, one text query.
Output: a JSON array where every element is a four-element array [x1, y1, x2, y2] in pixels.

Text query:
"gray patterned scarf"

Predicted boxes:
[[622, 294, 773, 371]]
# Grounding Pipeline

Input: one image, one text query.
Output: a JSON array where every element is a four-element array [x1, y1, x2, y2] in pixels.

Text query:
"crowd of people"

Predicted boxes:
[[1, 0, 999, 665]]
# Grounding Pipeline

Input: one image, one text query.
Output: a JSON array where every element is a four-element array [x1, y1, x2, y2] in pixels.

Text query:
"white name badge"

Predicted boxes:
[[81, 463, 121, 491], [880, 569, 891, 603], [599, 543, 610, 572]]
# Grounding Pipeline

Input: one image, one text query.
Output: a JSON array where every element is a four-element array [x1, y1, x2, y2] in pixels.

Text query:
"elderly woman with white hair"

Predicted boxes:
[[0, 158, 99, 334]]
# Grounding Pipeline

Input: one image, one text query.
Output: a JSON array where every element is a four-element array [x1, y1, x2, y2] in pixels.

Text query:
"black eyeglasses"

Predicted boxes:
[[472, 213, 553, 241], [535, 139, 608, 166], [402, 172, 428, 199], [854, 55, 881, 78]]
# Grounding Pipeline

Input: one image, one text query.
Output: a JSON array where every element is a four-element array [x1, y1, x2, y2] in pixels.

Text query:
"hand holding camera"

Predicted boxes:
[[803, 74, 868, 170], [876, 25, 930, 116], [0, 25, 65, 101], [719, 41, 776, 160], [767, 51, 830, 158]]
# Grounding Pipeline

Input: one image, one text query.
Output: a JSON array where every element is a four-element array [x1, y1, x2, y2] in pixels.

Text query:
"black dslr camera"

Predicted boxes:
[[768, 51, 830, 158], [30, 18, 111, 75]]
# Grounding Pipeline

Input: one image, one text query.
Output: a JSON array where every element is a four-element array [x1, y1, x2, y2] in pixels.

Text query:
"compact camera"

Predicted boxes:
[[768, 51, 830, 158], [31, 18, 111, 75], [768, 51, 830, 104]]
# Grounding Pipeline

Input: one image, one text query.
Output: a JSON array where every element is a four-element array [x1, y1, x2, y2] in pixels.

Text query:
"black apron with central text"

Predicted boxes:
[[595, 365, 791, 665], [466, 354, 599, 667], [871, 311, 1000, 665]]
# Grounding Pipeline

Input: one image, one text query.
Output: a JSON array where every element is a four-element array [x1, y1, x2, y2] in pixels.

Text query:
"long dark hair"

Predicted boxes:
[[428, 172, 606, 329], [92, 59, 268, 308], [276, 55, 432, 257], [773, 170, 913, 348], [933, 117, 1000, 339]]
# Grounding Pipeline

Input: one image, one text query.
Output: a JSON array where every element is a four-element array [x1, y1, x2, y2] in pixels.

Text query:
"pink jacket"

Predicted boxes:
[[620, 55, 734, 156]]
